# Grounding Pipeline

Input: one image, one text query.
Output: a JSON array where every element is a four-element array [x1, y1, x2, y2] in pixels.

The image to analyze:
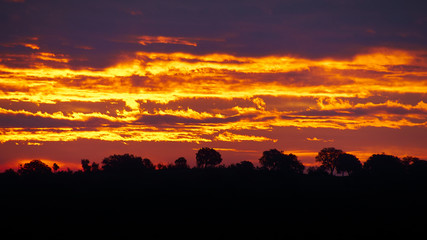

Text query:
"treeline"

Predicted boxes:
[[3, 147, 427, 178], [2, 147, 427, 238]]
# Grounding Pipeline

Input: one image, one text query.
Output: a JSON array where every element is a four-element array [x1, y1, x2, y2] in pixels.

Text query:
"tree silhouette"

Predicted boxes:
[[259, 149, 305, 174], [335, 153, 362, 176], [52, 163, 60, 173], [81, 159, 100, 173], [196, 147, 222, 168], [281, 153, 305, 174], [102, 153, 153, 173], [307, 166, 329, 176], [91, 162, 100, 172], [18, 160, 52, 176], [3, 168, 18, 177], [156, 163, 168, 170], [364, 153, 404, 176], [81, 159, 91, 173], [402, 156, 427, 176], [231, 160, 255, 170], [259, 149, 283, 170], [315, 147, 343, 175], [142, 158, 155, 170], [402, 156, 420, 166], [408, 159, 427, 176], [174, 157, 189, 169]]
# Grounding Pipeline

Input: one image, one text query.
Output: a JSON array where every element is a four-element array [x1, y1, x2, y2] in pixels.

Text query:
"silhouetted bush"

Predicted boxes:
[[307, 166, 329, 176], [81, 159, 91, 173], [3, 149, 427, 238], [174, 157, 189, 169], [404, 157, 427, 177], [229, 160, 255, 171], [81, 159, 100, 174], [3, 168, 18, 177], [364, 153, 404, 177], [52, 163, 59, 172], [335, 153, 362, 176], [259, 149, 304, 174], [17, 160, 52, 176], [102, 153, 154, 173], [315, 147, 343, 175], [402, 156, 420, 166], [196, 147, 222, 168]]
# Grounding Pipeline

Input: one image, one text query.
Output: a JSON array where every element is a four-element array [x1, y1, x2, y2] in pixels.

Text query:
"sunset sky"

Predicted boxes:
[[1, 0, 426, 170]]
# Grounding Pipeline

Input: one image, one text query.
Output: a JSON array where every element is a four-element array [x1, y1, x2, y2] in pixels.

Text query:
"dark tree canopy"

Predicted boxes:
[[81, 159, 100, 173], [307, 166, 329, 176], [259, 149, 305, 174], [18, 160, 52, 176], [102, 154, 154, 173], [259, 149, 283, 170], [402, 156, 421, 166], [81, 159, 91, 173], [52, 163, 60, 172], [232, 160, 255, 170], [142, 158, 155, 170], [174, 157, 189, 169], [335, 153, 362, 176], [196, 147, 222, 168], [364, 153, 404, 176], [407, 159, 427, 176], [7, 150, 427, 179], [315, 147, 344, 175], [91, 162, 100, 172], [400, 156, 427, 176]]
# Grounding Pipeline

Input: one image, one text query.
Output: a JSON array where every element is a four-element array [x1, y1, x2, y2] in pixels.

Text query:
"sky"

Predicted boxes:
[[1, 0, 426, 170]]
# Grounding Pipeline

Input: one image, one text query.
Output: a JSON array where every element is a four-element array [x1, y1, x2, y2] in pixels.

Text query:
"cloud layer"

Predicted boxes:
[[0, 0, 426, 167], [0, 50, 425, 145]]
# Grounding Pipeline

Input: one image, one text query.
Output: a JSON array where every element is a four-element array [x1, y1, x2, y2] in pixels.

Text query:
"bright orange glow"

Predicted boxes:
[[36, 52, 69, 63], [0, 48, 426, 148], [306, 137, 334, 142], [0, 159, 81, 171], [23, 43, 40, 50]]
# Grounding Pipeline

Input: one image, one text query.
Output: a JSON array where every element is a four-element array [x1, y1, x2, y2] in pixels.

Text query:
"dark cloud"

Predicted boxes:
[[1, 0, 426, 69], [138, 97, 257, 113], [0, 99, 131, 117], [0, 82, 29, 92], [0, 113, 75, 128], [0, 112, 118, 128], [293, 104, 427, 119], [135, 113, 257, 127], [260, 95, 318, 111], [223, 68, 356, 86], [139, 95, 318, 113], [347, 92, 427, 106]]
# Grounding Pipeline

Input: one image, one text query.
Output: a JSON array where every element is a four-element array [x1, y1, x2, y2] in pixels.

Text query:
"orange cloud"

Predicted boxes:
[[214, 131, 277, 142], [11, 159, 81, 171], [138, 36, 198, 47], [0, 47, 426, 144], [306, 137, 334, 142], [35, 52, 69, 63], [23, 43, 40, 50]]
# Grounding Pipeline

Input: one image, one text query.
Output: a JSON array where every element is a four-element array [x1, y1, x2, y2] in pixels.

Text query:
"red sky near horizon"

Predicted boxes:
[[0, 0, 426, 170]]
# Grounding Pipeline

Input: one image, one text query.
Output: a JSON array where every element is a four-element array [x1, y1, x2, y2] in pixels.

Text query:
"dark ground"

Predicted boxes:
[[1, 169, 427, 239]]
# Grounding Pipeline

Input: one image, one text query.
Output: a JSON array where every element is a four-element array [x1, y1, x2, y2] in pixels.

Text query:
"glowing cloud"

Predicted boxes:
[[0, 48, 426, 148], [306, 137, 334, 142], [138, 36, 198, 47]]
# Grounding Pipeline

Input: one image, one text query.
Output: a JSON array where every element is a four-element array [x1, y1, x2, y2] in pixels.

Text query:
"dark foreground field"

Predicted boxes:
[[1, 169, 427, 239]]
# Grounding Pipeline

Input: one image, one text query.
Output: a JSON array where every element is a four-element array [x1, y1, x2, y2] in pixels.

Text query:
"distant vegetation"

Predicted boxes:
[[4, 147, 427, 178], [2, 147, 427, 238]]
